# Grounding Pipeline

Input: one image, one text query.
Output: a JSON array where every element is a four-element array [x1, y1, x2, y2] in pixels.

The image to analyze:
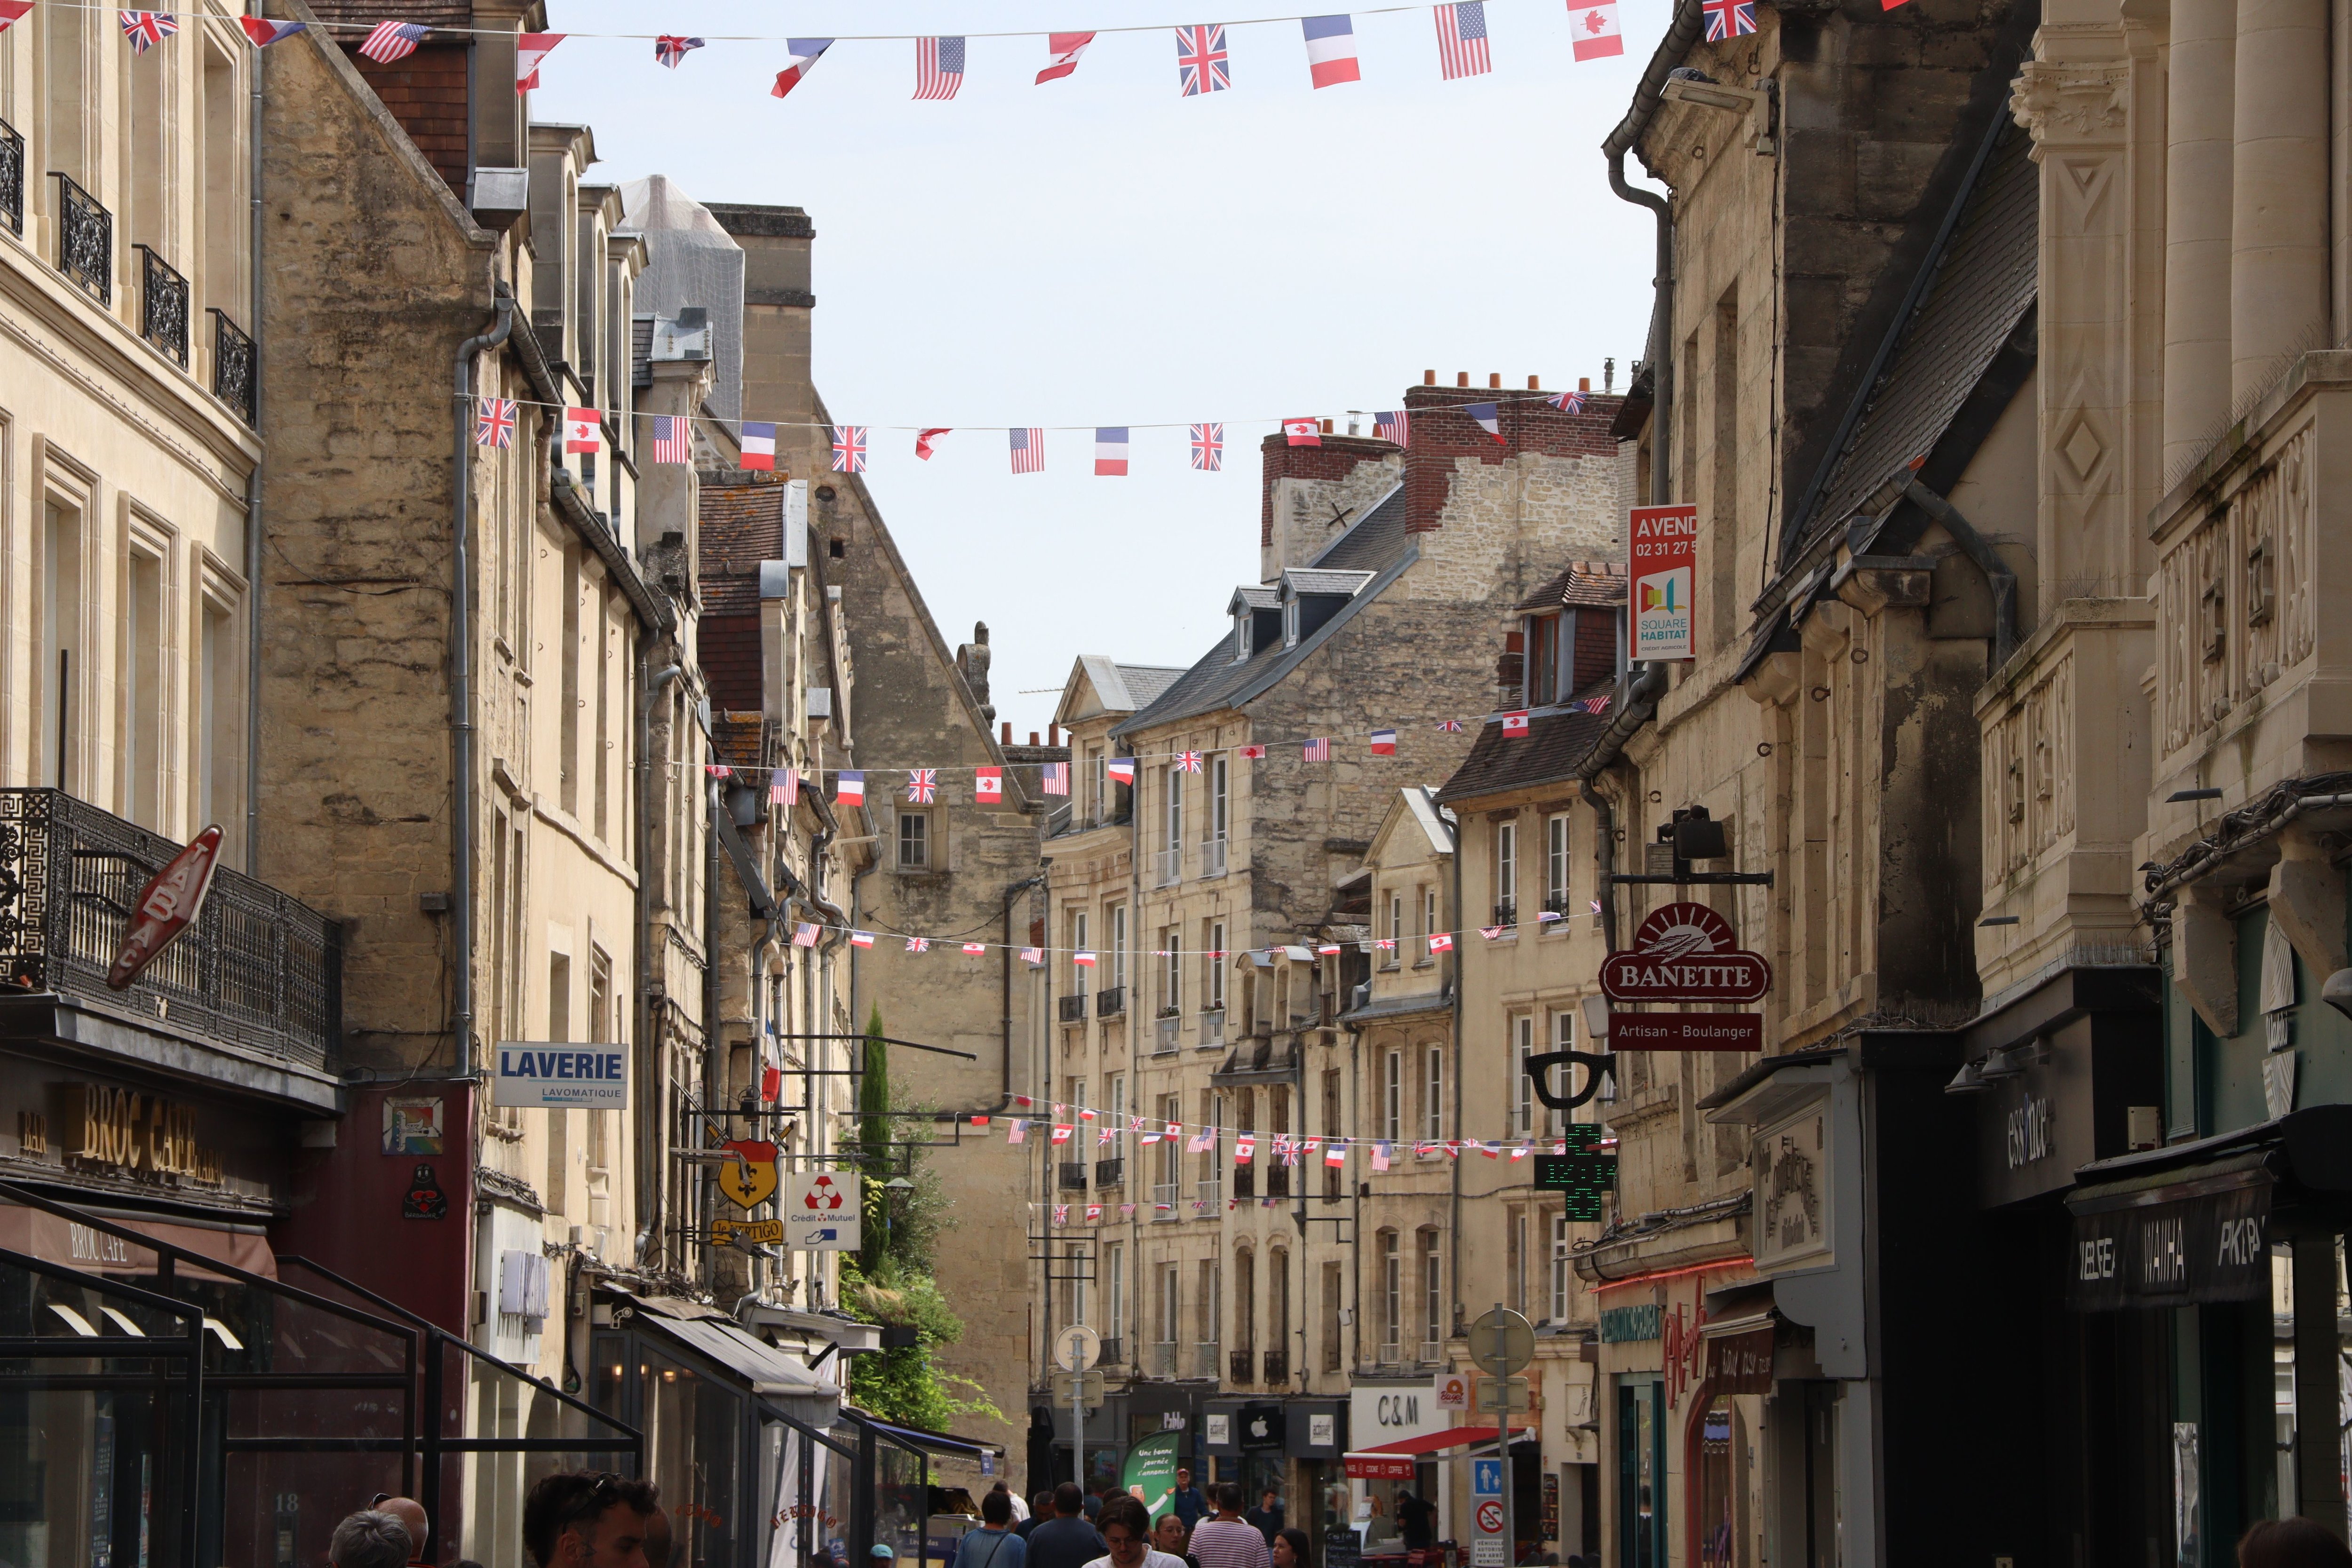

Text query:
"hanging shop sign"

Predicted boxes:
[[719, 1139, 780, 1208], [492, 1042, 629, 1108], [1534, 1124, 1616, 1221], [1701, 1327, 1776, 1395], [713, 1217, 786, 1246], [1606, 1013, 1764, 1051], [2067, 1173, 2271, 1311], [1600, 903, 1770, 1005], [786, 1170, 861, 1250], [57, 1084, 222, 1185], [107, 825, 224, 990], [1630, 504, 1698, 661], [1753, 1101, 1831, 1273]]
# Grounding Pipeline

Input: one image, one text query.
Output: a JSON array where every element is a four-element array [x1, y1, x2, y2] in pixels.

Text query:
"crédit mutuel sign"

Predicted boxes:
[[492, 1043, 629, 1109]]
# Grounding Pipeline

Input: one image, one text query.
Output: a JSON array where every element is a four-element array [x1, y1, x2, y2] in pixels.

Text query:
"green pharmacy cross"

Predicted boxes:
[[1533, 1124, 1617, 1222]]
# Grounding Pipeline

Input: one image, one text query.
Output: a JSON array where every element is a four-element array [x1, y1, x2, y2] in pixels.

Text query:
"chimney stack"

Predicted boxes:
[[1001, 722, 1012, 743], [1029, 731, 1041, 746], [1580, 377, 1591, 392]]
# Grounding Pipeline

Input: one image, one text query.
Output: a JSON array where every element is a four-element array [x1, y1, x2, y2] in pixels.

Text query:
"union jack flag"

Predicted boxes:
[[1189, 422, 1224, 471], [475, 398, 517, 449], [1303, 738, 1331, 761], [1548, 389, 1589, 413], [1374, 410, 1410, 446], [1041, 762, 1070, 796], [1436, 719, 1464, 732], [1702, 0, 1757, 38], [1177, 751, 1203, 773], [121, 11, 177, 51], [651, 415, 691, 464], [654, 34, 704, 68], [1176, 24, 1231, 95], [358, 19, 428, 61], [831, 425, 868, 473], [906, 936, 932, 953], [906, 769, 937, 804], [1052, 1204, 1069, 1226]]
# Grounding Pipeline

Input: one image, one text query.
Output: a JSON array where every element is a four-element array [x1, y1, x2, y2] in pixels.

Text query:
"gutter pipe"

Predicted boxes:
[[451, 286, 514, 1078], [245, 34, 265, 876], [1897, 477, 2018, 669], [634, 659, 683, 1263]]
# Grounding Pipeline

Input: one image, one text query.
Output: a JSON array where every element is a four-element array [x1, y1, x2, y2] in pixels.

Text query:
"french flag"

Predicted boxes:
[[1107, 758, 1136, 787], [741, 421, 777, 471], [1095, 427, 1130, 477], [237, 16, 306, 45], [835, 771, 865, 805], [773, 38, 834, 99], [1466, 402, 1506, 444], [1370, 727, 1397, 755], [1301, 15, 1361, 88]]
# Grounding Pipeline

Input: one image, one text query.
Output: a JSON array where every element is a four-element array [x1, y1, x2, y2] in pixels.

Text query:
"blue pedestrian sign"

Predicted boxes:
[[1472, 1459, 1502, 1499]]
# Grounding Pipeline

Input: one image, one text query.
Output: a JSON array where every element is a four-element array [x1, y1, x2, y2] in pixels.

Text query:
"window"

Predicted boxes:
[[1550, 1213, 1571, 1322], [1236, 1250, 1255, 1353], [1106, 1243, 1126, 1345], [1070, 1244, 1090, 1326], [1496, 820, 1518, 922], [1528, 613, 1561, 706], [1160, 934, 1181, 1018], [199, 592, 240, 852], [1270, 1252, 1291, 1365], [1419, 1230, 1443, 1357], [1323, 1261, 1345, 1372], [123, 540, 164, 829], [1282, 598, 1300, 647], [547, 952, 572, 1217], [40, 500, 81, 792], [1109, 1075, 1127, 1163], [1110, 904, 1128, 987], [1157, 1093, 1182, 1189], [1209, 755, 1230, 843], [1323, 1070, 1344, 1199], [1546, 813, 1571, 915], [1552, 1011, 1578, 1131], [1088, 748, 1106, 819], [559, 545, 581, 812], [1165, 767, 1184, 852], [1509, 1209, 1527, 1313], [1161, 1264, 1183, 1353], [1514, 1014, 1537, 1135], [897, 811, 930, 869], [1383, 891, 1404, 968], [1198, 1259, 1220, 1351], [1234, 610, 1252, 661], [1383, 1050, 1404, 1142], [1207, 922, 1227, 1010], [1423, 1046, 1445, 1141], [1380, 1231, 1402, 1358], [1069, 911, 1090, 988]]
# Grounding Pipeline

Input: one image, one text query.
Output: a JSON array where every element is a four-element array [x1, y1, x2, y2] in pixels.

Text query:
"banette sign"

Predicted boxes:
[[1599, 903, 1772, 1004]]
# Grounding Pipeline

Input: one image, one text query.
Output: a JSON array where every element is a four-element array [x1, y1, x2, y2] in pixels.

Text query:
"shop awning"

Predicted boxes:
[[0, 1201, 276, 1279], [1343, 1453, 1418, 1480], [858, 1416, 1004, 1457], [630, 1297, 841, 1424], [1358, 1425, 1531, 1457]]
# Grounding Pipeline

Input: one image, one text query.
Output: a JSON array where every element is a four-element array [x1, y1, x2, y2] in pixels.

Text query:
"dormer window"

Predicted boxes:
[[1527, 613, 1562, 706], [1234, 613, 1252, 662], [1283, 599, 1301, 648]]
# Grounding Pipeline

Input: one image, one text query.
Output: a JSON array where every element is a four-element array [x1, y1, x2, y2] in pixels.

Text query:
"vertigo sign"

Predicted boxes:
[[1631, 504, 1698, 661], [1600, 902, 1771, 1004]]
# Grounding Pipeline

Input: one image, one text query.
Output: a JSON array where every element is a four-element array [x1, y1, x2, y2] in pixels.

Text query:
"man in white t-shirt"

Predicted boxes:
[[1084, 1494, 1187, 1568]]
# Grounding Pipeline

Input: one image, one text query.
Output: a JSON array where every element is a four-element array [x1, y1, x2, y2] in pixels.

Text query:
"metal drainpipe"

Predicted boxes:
[[634, 660, 683, 1259], [1446, 832, 1463, 1328], [451, 287, 513, 1078], [702, 775, 723, 1286], [244, 35, 265, 876]]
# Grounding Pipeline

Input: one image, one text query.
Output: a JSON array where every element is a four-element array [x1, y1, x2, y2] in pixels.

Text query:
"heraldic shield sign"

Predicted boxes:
[[718, 1138, 779, 1208]]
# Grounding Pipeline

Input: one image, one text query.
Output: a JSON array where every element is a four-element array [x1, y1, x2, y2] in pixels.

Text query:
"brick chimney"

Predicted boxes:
[[1401, 378, 1621, 533], [1259, 432, 1402, 580]]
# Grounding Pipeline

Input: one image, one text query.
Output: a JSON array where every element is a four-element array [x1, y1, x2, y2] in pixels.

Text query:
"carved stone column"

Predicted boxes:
[[2231, 0, 2331, 403], [2165, 0, 2235, 471]]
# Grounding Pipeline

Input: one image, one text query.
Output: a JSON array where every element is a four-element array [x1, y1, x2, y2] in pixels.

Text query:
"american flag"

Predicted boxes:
[[1570, 694, 1613, 714], [1021, 946, 1045, 964], [1479, 925, 1504, 940], [1433, 2, 1492, 79], [654, 34, 704, 68], [793, 922, 821, 947], [358, 20, 428, 62], [771, 766, 799, 805], [1176, 24, 1231, 95], [831, 425, 868, 473], [914, 35, 965, 99], [1009, 427, 1045, 474], [1189, 422, 1224, 471], [651, 415, 690, 464], [475, 398, 516, 449], [1548, 389, 1589, 413], [1041, 762, 1070, 796], [1374, 410, 1410, 446], [906, 937, 932, 953], [906, 769, 937, 804], [1436, 719, 1464, 732], [1372, 1140, 1392, 1171], [121, 10, 177, 51], [1303, 738, 1331, 761], [1177, 751, 1203, 773], [1702, 0, 1757, 38]]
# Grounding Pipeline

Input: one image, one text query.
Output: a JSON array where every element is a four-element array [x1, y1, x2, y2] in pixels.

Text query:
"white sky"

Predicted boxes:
[[531, 0, 1660, 741]]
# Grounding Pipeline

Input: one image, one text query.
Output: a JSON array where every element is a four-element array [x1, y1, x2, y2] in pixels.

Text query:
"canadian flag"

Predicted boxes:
[[1567, 0, 1622, 60], [516, 31, 564, 91], [564, 407, 601, 454], [974, 767, 1004, 802], [1502, 710, 1532, 736], [1051, 1124, 1074, 1144], [1430, 932, 1455, 953], [1282, 417, 1322, 447], [1234, 1135, 1256, 1165]]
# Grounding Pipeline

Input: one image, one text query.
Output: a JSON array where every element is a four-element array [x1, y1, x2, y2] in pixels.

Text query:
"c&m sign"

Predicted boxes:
[[493, 1042, 628, 1108]]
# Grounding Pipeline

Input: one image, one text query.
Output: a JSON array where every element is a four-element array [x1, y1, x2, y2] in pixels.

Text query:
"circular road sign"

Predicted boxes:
[[1054, 1323, 1103, 1372], [1467, 1307, 1535, 1376], [1476, 1503, 1505, 1536]]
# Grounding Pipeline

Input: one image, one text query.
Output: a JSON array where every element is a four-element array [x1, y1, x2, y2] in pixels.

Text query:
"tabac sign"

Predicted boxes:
[[1599, 903, 1771, 1004]]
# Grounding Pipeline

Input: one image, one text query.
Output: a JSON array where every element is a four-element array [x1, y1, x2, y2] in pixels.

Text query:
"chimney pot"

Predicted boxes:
[[1320, 418, 1333, 434], [1029, 731, 1041, 746], [1001, 721, 1012, 744], [1528, 375, 1540, 390], [1423, 369, 1437, 385], [1049, 723, 1060, 746], [1456, 372, 1469, 388], [1488, 373, 1501, 390], [1580, 377, 1591, 392]]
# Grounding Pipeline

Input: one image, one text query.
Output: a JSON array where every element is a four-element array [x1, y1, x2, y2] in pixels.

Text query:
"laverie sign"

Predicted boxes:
[[493, 1042, 628, 1108]]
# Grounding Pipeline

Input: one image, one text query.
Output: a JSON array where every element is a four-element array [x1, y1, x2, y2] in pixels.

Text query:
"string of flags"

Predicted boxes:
[[775, 904, 1608, 961]]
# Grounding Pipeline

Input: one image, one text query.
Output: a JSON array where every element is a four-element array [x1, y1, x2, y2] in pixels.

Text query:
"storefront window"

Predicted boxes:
[[1695, 1398, 1740, 1568], [875, 1433, 928, 1563], [642, 1347, 743, 1568], [1618, 1382, 1665, 1568], [1354, 1463, 1439, 1559]]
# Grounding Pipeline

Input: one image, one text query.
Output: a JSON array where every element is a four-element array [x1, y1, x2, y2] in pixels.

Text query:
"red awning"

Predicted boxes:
[[1343, 1453, 1418, 1480], [1359, 1425, 1532, 1457]]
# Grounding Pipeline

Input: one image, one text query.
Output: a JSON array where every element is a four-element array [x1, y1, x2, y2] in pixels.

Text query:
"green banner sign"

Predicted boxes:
[[1122, 1432, 1183, 1520]]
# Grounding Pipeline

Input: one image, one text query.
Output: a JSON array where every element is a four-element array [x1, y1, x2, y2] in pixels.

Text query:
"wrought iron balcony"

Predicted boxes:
[[1152, 1341, 1177, 1376], [1194, 1341, 1220, 1377], [1229, 1349, 1255, 1385], [0, 789, 340, 1071], [133, 244, 191, 367], [1266, 1166, 1291, 1199], [1233, 1166, 1255, 1199], [0, 117, 22, 237], [209, 310, 256, 427], [1202, 837, 1229, 878], [1098, 1337, 1123, 1367], [1058, 993, 1087, 1023], [1262, 1350, 1289, 1384], [50, 172, 110, 303], [1057, 1162, 1089, 1191], [1094, 1158, 1125, 1189], [1493, 899, 1518, 929], [1095, 985, 1125, 1018]]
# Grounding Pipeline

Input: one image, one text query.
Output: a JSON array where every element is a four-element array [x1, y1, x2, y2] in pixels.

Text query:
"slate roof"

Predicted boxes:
[[1434, 681, 1616, 804], [1283, 568, 1377, 597], [1516, 561, 1629, 613], [1787, 119, 2039, 558], [1115, 485, 1415, 737], [1075, 657, 1188, 714]]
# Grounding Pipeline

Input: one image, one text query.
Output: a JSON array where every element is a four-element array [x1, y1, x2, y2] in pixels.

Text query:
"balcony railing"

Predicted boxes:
[[1098, 1337, 1123, 1367], [50, 172, 111, 303], [1196, 1178, 1222, 1210], [1229, 1349, 1256, 1385], [1195, 1341, 1221, 1378], [1153, 848, 1182, 888], [1200, 1007, 1225, 1044], [1202, 837, 1229, 878], [209, 309, 256, 427], [1096, 986, 1126, 1019], [1095, 1158, 1125, 1188], [0, 789, 340, 1070], [1542, 891, 1571, 921], [0, 117, 22, 237], [1155, 1013, 1180, 1052], [1058, 993, 1087, 1024], [1420, 1340, 1444, 1364], [1152, 1181, 1181, 1217], [1266, 1166, 1291, 1199], [1152, 1341, 1177, 1376], [135, 244, 188, 367], [1493, 899, 1518, 929], [1233, 1166, 1255, 1199], [1262, 1350, 1289, 1384], [1057, 1162, 1089, 1191]]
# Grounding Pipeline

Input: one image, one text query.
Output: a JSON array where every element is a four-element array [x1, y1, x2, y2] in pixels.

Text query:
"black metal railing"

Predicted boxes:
[[1057, 1162, 1089, 1192], [1267, 1166, 1291, 1199], [1233, 1166, 1255, 1199], [1493, 899, 1518, 928], [1542, 891, 1570, 919], [50, 172, 110, 302], [1262, 1350, 1289, 1384], [136, 245, 189, 366], [1095, 1159, 1124, 1188], [0, 790, 340, 1069], [1058, 993, 1087, 1023], [210, 309, 257, 426], [1098, 1337, 1123, 1368], [0, 117, 23, 237], [1096, 985, 1126, 1018], [1229, 1349, 1256, 1385]]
